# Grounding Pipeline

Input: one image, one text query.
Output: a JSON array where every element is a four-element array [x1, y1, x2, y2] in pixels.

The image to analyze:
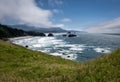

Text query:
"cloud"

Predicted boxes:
[[48, 0, 63, 7], [52, 9, 60, 14], [61, 18, 71, 22], [53, 24, 64, 27], [86, 17, 120, 33], [52, 9, 63, 14], [0, 0, 53, 27]]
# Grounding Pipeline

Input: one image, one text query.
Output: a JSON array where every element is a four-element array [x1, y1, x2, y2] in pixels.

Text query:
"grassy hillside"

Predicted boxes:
[[0, 40, 120, 82]]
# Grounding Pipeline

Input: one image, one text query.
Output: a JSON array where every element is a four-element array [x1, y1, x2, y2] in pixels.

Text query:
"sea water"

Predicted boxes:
[[11, 33, 120, 62]]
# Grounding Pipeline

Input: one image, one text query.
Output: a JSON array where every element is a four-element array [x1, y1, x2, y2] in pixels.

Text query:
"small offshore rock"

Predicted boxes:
[[25, 45, 28, 48], [48, 33, 54, 37]]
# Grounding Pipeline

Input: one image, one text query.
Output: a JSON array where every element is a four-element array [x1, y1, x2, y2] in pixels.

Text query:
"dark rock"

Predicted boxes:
[[39, 33, 46, 36], [102, 50, 104, 53], [67, 56, 70, 58], [48, 33, 54, 37], [68, 34, 77, 37], [62, 34, 67, 37], [25, 45, 28, 48]]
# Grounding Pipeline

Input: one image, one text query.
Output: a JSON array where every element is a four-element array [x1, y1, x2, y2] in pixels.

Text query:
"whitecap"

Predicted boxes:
[[94, 48, 111, 53], [69, 47, 84, 51], [49, 53, 63, 56], [11, 36, 83, 60]]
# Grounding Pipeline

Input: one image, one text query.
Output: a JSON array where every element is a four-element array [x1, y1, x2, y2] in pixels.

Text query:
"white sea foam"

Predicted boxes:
[[50, 53, 63, 56], [69, 47, 84, 51], [12, 36, 83, 60], [11, 36, 112, 61], [32, 44, 43, 47], [94, 48, 111, 53]]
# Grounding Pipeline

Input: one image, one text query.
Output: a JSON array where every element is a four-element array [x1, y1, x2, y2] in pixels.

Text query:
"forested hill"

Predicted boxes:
[[0, 24, 46, 39]]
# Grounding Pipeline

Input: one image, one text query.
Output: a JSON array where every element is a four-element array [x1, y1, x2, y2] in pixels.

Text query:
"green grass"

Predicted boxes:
[[0, 40, 120, 82]]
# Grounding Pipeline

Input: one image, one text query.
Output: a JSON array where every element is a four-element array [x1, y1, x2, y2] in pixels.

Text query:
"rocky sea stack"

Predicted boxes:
[[48, 33, 54, 37]]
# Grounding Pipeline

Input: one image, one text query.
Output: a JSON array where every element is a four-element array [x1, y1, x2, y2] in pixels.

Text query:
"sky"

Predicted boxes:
[[0, 0, 120, 33]]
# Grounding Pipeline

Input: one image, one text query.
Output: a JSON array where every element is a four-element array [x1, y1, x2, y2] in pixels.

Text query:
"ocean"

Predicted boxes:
[[11, 33, 120, 62]]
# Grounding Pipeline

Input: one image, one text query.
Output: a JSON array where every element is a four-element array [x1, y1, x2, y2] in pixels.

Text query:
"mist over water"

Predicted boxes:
[[12, 33, 120, 62]]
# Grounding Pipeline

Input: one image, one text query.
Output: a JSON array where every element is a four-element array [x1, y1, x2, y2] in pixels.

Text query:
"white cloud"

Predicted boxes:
[[52, 9, 63, 14], [62, 18, 71, 22], [86, 17, 120, 33], [0, 0, 53, 27], [52, 9, 60, 14], [53, 24, 64, 27], [48, 0, 63, 7]]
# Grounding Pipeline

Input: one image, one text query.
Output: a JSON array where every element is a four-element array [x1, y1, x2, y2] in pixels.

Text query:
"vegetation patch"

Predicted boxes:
[[0, 40, 120, 82]]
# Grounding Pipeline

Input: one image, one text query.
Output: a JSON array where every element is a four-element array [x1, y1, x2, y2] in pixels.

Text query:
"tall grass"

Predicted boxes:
[[0, 40, 120, 82]]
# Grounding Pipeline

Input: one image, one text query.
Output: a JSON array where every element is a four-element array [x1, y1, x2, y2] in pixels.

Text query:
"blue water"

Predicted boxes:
[[12, 33, 120, 62]]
